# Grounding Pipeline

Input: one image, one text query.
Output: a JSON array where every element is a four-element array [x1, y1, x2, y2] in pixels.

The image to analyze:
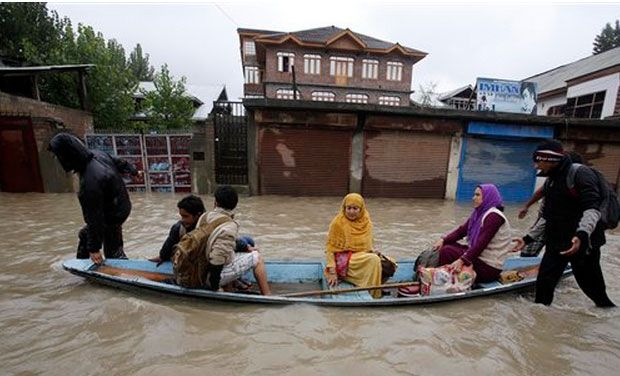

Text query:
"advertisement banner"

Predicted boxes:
[[476, 78, 537, 115]]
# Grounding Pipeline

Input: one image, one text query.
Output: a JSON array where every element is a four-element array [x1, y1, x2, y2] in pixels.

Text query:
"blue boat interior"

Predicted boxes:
[[67, 256, 544, 301]]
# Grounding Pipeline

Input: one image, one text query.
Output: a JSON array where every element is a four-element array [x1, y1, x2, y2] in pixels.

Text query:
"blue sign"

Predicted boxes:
[[476, 78, 537, 115]]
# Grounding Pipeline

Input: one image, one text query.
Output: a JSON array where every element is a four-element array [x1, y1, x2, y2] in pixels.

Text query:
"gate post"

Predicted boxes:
[[190, 120, 216, 194]]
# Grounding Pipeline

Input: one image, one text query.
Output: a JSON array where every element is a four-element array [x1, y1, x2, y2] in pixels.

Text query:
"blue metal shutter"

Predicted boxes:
[[456, 137, 539, 202]]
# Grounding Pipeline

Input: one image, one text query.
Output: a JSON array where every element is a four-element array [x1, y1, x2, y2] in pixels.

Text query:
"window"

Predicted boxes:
[[565, 91, 606, 118], [244, 40, 256, 56], [304, 54, 321, 75], [362, 59, 378, 79], [277, 52, 295, 72], [311, 91, 335, 102], [547, 104, 566, 117], [386, 61, 403, 81], [244, 66, 260, 84], [345, 93, 369, 104], [379, 96, 400, 106], [330, 56, 354, 77], [276, 89, 301, 100], [244, 94, 264, 99]]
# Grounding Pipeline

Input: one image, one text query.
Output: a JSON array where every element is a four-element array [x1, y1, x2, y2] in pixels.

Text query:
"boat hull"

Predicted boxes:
[[62, 257, 571, 307]]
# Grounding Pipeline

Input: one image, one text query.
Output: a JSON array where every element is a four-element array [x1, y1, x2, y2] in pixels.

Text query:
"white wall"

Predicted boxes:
[[536, 94, 566, 116], [567, 73, 620, 118]]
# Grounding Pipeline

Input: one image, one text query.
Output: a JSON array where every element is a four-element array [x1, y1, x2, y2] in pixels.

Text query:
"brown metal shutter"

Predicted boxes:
[[362, 130, 451, 198], [259, 126, 352, 195]]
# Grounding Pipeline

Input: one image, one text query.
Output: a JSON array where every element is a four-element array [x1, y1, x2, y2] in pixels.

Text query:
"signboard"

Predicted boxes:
[[476, 78, 537, 115]]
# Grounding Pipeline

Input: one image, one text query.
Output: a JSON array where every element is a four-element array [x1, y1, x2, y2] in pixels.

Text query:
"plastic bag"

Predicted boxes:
[[418, 265, 476, 296]]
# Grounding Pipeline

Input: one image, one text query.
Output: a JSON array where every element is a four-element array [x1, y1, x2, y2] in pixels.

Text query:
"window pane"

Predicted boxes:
[[595, 91, 606, 102], [576, 94, 594, 106]]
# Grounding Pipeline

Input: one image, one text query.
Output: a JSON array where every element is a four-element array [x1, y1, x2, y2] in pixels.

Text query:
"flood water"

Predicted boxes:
[[1, 192, 619, 375]]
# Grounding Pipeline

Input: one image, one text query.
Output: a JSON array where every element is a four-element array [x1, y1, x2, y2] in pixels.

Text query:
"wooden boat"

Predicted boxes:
[[62, 256, 571, 307]]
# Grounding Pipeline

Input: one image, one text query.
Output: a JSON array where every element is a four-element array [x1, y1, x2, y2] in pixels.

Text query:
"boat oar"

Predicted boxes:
[[96, 265, 174, 282], [280, 281, 420, 298]]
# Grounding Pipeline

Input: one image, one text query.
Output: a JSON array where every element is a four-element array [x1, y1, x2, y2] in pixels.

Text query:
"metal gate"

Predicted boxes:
[[213, 101, 248, 185]]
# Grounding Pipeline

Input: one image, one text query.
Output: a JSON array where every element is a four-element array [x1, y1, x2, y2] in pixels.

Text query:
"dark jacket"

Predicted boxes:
[[159, 221, 191, 262], [49, 133, 135, 251], [541, 156, 605, 250]]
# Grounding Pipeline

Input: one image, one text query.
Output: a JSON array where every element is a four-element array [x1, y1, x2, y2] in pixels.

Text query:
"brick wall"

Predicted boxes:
[[1, 92, 94, 193], [0, 92, 93, 137]]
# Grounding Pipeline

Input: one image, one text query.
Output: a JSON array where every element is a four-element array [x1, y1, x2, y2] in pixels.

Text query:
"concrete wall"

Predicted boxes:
[[567, 73, 620, 119]]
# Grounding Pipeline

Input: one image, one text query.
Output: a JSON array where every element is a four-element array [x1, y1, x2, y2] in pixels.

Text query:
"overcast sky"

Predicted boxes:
[[49, 1, 620, 101]]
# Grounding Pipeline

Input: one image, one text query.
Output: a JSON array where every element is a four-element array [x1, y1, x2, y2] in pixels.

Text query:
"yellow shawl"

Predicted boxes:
[[326, 193, 373, 254]]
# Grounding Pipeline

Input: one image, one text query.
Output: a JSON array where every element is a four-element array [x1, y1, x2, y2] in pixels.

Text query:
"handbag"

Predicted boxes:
[[376, 251, 397, 282]]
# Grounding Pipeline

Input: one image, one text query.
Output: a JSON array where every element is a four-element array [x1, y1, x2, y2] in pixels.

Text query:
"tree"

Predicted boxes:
[[415, 81, 438, 107], [128, 43, 155, 81], [0, 2, 67, 64], [593, 20, 620, 55], [0, 3, 140, 130], [142, 64, 195, 130]]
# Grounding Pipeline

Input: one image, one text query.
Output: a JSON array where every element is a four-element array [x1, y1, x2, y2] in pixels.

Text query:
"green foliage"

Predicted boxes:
[[0, 2, 68, 64], [128, 43, 155, 81], [142, 64, 195, 130], [0, 3, 140, 130], [593, 20, 620, 55]]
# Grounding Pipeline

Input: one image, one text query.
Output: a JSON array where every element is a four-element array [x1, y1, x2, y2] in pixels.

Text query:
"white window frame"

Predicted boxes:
[[304, 54, 321, 75], [244, 40, 256, 56], [379, 95, 400, 106], [277, 52, 295, 72], [311, 91, 335, 102], [386, 61, 403, 81], [244, 94, 264, 99], [276, 89, 301, 100], [330, 56, 354, 77], [345, 93, 369, 104], [362, 59, 378, 79], [244, 66, 260, 84]]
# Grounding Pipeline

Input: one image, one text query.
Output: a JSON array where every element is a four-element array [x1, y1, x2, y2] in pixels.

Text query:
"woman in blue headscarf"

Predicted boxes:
[[432, 184, 514, 282]]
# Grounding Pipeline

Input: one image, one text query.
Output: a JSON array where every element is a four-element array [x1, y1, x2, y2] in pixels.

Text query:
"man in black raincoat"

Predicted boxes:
[[49, 133, 137, 264], [513, 140, 615, 307]]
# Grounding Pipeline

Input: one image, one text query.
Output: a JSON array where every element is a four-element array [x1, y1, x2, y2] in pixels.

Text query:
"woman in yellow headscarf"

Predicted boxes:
[[325, 193, 383, 298]]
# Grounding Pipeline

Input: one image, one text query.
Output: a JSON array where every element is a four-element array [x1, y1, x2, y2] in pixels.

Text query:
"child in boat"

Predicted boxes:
[[199, 186, 271, 295], [431, 184, 515, 283], [325, 193, 384, 298], [149, 194, 206, 265]]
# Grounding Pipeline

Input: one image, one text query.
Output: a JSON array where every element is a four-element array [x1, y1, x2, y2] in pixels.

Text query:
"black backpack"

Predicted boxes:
[[567, 164, 620, 230]]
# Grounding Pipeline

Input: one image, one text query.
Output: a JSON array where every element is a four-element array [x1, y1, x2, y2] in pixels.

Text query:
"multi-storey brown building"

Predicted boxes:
[[238, 26, 427, 106]]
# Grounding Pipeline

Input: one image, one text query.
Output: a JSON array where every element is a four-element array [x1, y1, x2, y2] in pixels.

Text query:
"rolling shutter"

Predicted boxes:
[[457, 137, 539, 202], [362, 130, 451, 198], [259, 126, 352, 195]]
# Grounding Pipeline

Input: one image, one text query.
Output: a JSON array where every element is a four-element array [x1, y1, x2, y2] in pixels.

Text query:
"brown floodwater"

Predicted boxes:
[[1, 192, 619, 375]]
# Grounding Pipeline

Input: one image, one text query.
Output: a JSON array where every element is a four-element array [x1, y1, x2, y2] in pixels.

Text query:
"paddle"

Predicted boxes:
[[280, 281, 420, 298], [96, 265, 174, 283]]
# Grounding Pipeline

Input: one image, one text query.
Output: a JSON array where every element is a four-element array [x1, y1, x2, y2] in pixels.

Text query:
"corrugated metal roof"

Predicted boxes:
[[0, 64, 95, 75], [524, 47, 620, 95], [437, 85, 473, 101]]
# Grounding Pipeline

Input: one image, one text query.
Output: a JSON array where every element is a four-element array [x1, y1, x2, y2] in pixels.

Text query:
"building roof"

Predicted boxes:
[[0, 64, 95, 76], [437, 84, 474, 101], [524, 46, 620, 95], [240, 25, 427, 58], [134, 81, 227, 121]]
